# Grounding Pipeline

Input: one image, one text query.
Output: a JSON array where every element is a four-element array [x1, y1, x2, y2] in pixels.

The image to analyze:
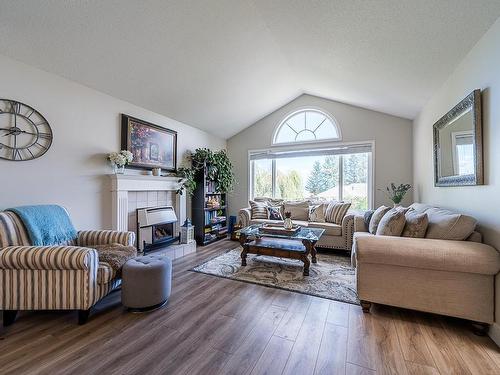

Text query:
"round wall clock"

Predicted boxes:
[[0, 99, 53, 161]]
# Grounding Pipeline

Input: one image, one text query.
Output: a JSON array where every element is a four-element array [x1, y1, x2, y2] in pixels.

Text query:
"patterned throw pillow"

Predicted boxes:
[[309, 204, 326, 223], [402, 211, 429, 238], [368, 205, 391, 234], [325, 201, 351, 225], [267, 205, 283, 221], [364, 210, 375, 227], [249, 200, 268, 219]]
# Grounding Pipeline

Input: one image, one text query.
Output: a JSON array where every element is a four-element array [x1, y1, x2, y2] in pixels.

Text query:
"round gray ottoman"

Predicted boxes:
[[122, 255, 172, 312]]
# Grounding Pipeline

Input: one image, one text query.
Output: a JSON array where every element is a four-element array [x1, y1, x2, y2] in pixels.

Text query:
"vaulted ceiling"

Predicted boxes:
[[1, 1, 499, 138]]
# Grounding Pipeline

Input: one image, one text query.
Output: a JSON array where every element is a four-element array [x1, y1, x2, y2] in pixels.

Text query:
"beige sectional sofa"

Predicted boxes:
[[238, 198, 355, 251], [352, 203, 500, 327]]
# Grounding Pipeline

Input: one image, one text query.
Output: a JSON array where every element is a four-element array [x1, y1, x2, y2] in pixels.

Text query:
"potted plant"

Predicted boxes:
[[108, 150, 133, 174], [380, 183, 412, 207], [176, 148, 234, 195]]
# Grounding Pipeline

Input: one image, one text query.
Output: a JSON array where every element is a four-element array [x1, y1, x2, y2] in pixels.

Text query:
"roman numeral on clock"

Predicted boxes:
[[12, 148, 22, 161], [38, 132, 52, 140]]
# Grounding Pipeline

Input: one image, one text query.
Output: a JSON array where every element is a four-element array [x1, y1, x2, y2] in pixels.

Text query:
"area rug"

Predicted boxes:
[[192, 248, 358, 305]]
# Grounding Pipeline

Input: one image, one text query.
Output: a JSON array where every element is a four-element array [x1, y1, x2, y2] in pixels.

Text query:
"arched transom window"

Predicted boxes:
[[273, 109, 341, 144]]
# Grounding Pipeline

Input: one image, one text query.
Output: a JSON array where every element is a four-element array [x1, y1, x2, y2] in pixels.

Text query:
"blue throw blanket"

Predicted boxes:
[[8, 205, 77, 246]]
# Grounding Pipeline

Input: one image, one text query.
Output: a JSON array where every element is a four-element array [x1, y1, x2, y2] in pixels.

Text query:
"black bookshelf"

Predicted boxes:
[[192, 165, 228, 246]]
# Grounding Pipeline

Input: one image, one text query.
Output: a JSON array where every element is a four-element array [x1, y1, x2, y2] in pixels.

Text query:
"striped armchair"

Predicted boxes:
[[0, 211, 135, 325]]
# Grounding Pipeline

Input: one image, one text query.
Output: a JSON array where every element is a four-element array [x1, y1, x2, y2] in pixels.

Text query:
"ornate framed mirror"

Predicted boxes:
[[433, 89, 483, 187]]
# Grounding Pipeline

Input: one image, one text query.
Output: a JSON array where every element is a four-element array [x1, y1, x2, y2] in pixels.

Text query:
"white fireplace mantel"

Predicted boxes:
[[110, 174, 186, 232]]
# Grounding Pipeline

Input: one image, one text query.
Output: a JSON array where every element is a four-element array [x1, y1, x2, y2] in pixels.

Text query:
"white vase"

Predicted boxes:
[[113, 165, 125, 174], [284, 217, 293, 229]]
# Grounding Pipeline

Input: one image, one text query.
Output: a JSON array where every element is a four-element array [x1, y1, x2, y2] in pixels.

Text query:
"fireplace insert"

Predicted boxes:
[[136, 206, 178, 254]]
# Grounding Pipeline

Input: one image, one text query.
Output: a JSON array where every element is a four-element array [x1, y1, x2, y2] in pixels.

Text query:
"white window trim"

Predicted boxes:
[[248, 140, 375, 209], [271, 106, 342, 146]]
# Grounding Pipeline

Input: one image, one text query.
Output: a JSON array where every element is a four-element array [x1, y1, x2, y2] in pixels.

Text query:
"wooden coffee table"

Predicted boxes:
[[238, 224, 325, 276]]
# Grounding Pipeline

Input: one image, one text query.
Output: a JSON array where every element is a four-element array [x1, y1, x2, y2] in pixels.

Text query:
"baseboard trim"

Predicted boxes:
[[488, 322, 500, 346]]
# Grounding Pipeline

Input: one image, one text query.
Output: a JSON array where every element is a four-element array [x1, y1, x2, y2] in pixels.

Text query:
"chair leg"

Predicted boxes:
[[3, 310, 18, 326], [360, 300, 372, 313], [471, 321, 489, 336], [78, 308, 91, 325]]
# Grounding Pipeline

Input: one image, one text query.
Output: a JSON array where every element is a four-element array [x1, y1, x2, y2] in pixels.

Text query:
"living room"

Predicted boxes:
[[1, 1, 500, 374]]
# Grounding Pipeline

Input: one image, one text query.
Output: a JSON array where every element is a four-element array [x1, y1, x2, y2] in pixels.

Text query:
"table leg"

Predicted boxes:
[[311, 241, 317, 264], [301, 239, 317, 264], [239, 233, 248, 266], [302, 254, 310, 276], [301, 239, 312, 276]]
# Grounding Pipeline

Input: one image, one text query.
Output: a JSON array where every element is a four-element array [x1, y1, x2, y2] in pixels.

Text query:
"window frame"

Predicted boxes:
[[248, 140, 375, 209], [271, 107, 342, 146]]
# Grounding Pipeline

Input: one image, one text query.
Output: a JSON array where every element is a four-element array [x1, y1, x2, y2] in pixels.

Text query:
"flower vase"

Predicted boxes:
[[393, 202, 402, 208], [284, 217, 293, 230], [113, 165, 125, 174]]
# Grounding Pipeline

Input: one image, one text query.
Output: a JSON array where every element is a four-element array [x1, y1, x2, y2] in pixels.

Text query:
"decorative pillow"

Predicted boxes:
[[249, 200, 268, 219], [309, 204, 326, 223], [364, 210, 375, 227], [402, 211, 429, 238], [376, 208, 406, 236], [283, 201, 310, 221], [394, 206, 411, 214], [325, 201, 351, 225], [424, 207, 477, 240], [368, 205, 391, 234], [267, 206, 283, 221]]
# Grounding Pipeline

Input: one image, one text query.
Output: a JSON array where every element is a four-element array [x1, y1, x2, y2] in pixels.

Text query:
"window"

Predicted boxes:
[[452, 131, 474, 175], [273, 109, 341, 145], [250, 144, 372, 210]]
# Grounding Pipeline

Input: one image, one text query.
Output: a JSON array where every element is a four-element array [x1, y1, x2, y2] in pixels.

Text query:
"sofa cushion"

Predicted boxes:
[[308, 222, 342, 236], [424, 207, 477, 241], [369, 206, 391, 234], [283, 201, 310, 221], [250, 200, 268, 219], [325, 201, 351, 224], [402, 211, 428, 238], [309, 203, 326, 223], [376, 208, 406, 236], [406, 203, 477, 241], [353, 232, 500, 275]]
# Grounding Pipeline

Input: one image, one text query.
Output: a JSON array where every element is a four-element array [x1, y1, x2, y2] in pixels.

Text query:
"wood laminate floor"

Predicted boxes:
[[1, 239, 499, 374]]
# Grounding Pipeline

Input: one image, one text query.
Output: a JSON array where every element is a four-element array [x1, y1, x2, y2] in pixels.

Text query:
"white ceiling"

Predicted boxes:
[[1, 1, 499, 139]]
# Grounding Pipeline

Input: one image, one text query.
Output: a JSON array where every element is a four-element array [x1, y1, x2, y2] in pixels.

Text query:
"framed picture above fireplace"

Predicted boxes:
[[121, 114, 177, 171]]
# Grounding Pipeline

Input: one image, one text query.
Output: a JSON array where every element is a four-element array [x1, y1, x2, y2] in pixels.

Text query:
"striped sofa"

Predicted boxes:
[[0, 210, 135, 325]]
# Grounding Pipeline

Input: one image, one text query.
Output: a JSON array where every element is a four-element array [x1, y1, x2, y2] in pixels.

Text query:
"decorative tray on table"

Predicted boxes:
[[258, 223, 300, 236]]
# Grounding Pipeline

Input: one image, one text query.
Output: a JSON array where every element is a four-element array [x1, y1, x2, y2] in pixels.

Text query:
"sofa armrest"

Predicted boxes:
[[0, 245, 98, 270], [354, 215, 368, 233], [77, 230, 135, 247], [238, 208, 252, 228], [353, 232, 500, 275], [341, 213, 355, 251]]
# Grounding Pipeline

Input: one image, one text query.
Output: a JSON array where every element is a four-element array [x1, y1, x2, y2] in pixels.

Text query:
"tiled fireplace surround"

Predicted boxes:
[[110, 175, 195, 259], [127, 190, 177, 236]]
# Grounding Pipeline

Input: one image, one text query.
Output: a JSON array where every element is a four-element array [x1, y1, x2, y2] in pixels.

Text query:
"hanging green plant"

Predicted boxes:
[[177, 148, 234, 195]]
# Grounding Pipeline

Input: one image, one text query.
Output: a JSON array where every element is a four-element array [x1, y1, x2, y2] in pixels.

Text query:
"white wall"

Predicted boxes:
[[412, 18, 500, 340], [0, 54, 226, 230], [227, 94, 413, 216]]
